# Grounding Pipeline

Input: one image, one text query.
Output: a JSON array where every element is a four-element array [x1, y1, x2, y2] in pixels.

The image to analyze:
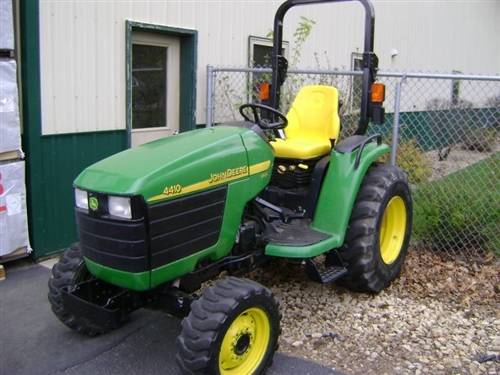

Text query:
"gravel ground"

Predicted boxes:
[[245, 249, 500, 375]]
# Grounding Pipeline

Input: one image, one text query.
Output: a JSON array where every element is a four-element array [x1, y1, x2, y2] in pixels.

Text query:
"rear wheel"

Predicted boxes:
[[176, 277, 281, 375], [48, 243, 122, 336], [335, 163, 412, 293]]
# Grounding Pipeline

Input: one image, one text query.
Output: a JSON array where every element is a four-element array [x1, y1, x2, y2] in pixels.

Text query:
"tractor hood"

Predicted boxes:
[[74, 125, 274, 203]]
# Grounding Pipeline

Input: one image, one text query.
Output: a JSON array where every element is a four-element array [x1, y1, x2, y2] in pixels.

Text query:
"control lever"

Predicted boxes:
[[254, 197, 305, 223]]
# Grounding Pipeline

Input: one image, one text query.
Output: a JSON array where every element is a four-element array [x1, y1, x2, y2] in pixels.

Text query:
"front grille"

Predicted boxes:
[[76, 186, 227, 273], [77, 212, 149, 273], [148, 186, 227, 268]]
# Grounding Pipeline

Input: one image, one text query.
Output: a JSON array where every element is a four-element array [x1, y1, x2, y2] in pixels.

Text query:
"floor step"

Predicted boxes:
[[267, 219, 331, 246], [305, 258, 347, 284]]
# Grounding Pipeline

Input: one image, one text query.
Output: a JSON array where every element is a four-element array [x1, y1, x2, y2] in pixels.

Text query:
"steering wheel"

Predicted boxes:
[[239, 103, 288, 130]]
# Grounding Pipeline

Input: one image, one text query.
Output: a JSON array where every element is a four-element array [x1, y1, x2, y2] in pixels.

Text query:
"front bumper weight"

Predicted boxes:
[[62, 279, 131, 331]]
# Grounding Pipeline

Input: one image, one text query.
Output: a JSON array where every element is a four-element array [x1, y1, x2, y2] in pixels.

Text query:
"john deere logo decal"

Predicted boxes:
[[89, 197, 99, 211]]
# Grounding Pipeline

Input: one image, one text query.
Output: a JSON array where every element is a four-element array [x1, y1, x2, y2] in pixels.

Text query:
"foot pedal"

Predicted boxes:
[[305, 259, 347, 284]]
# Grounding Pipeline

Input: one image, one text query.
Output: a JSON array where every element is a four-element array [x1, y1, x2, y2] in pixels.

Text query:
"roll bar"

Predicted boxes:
[[269, 0, 379, 135]]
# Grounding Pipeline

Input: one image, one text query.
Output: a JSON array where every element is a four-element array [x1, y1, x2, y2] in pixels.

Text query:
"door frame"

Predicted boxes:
[[125, 21, 197, 148]]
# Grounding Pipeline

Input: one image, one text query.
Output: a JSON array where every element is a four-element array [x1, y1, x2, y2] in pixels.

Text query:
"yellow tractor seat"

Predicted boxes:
[[272, 85, 341, 160]]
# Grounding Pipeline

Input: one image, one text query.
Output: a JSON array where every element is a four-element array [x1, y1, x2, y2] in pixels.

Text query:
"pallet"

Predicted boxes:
[[0, 246, 30, 263], [0, 150, 21, 162]]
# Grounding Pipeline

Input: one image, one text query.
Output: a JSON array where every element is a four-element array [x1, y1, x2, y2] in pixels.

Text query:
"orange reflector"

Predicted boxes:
[[260, 83, 270, 100], [371, 83, 385, 103]]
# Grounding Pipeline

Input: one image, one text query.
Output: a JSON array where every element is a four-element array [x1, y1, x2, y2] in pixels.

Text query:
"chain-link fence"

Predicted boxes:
[[206, 66, 500, 262]]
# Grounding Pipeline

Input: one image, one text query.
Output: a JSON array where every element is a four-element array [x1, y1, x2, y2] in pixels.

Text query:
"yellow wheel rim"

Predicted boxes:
[[219, 307, 271, 375], [380, 196, 407, 265]]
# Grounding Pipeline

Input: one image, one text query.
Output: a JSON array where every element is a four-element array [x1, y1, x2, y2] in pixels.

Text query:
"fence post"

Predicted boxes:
[[206, 64, 214, 127], [390, 76, 406, 165]]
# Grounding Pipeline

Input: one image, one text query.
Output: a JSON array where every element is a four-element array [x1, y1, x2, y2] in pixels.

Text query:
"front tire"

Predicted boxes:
[[176, 277, 281, 375], [335, 163, 413, 293]]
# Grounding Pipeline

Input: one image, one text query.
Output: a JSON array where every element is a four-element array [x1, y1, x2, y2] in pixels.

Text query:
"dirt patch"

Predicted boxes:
[[425, 143, 500, 181]]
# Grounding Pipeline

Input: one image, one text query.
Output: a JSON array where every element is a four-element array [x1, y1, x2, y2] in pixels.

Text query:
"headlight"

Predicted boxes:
[[75, 188, 88, 211], [108, 196, 132, 219]]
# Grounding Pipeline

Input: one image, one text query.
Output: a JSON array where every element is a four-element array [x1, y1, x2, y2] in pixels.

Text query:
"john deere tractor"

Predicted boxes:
[[48, 0, 412, 373]]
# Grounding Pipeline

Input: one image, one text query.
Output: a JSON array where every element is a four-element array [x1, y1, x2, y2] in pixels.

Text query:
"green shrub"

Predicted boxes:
[[378, 138, 433, 185], [413, 153, 500, 258]]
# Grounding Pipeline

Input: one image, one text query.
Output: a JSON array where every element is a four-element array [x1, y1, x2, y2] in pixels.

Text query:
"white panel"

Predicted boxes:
[[41, 0, 131, 134], [73, 1, 97, 133], [95, 1, 123, 132], [38, 0, 500, 134], [373, 1, 500, 74], [0, 161, 31, 256], [0, 0, 14, 49], [40, 1, 76, 134], [0, 60, 21, 153]]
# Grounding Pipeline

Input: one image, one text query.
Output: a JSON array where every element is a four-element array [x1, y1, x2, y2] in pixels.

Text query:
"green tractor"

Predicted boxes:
[[48, 0, 412, 373]]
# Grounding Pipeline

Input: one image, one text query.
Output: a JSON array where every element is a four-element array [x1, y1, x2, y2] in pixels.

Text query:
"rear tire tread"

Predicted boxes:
[[336, 163, 412, 293]]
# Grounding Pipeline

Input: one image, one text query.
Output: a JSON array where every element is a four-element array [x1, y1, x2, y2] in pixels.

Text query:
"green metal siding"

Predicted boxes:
[[20, 0, 44, 259], [367, 108, 499, 152], [38, 132, 127, 257]]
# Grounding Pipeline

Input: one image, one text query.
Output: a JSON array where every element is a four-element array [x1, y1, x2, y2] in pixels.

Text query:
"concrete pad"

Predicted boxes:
[[0, 263, 342, 375]]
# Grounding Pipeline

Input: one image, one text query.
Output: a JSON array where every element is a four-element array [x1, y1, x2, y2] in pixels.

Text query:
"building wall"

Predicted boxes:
[[38, 0, 500, 134], [22, 0, 500, 257], [38, 0, 275, 135], [21, 1, 130, 258], [31, 132, 127, 256], [373, 1, 500, 74]]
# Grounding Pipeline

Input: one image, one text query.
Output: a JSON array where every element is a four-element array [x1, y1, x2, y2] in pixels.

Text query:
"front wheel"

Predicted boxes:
[[334, 163, 413, 293], [176, 277, 281, 375]]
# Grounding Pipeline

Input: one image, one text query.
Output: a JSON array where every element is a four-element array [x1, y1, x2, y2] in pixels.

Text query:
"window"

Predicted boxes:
[[351, 52, 363, 111], [132, 44, 167, 129], [248, 37, 288, 104], [249, 36, 288, 68]]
